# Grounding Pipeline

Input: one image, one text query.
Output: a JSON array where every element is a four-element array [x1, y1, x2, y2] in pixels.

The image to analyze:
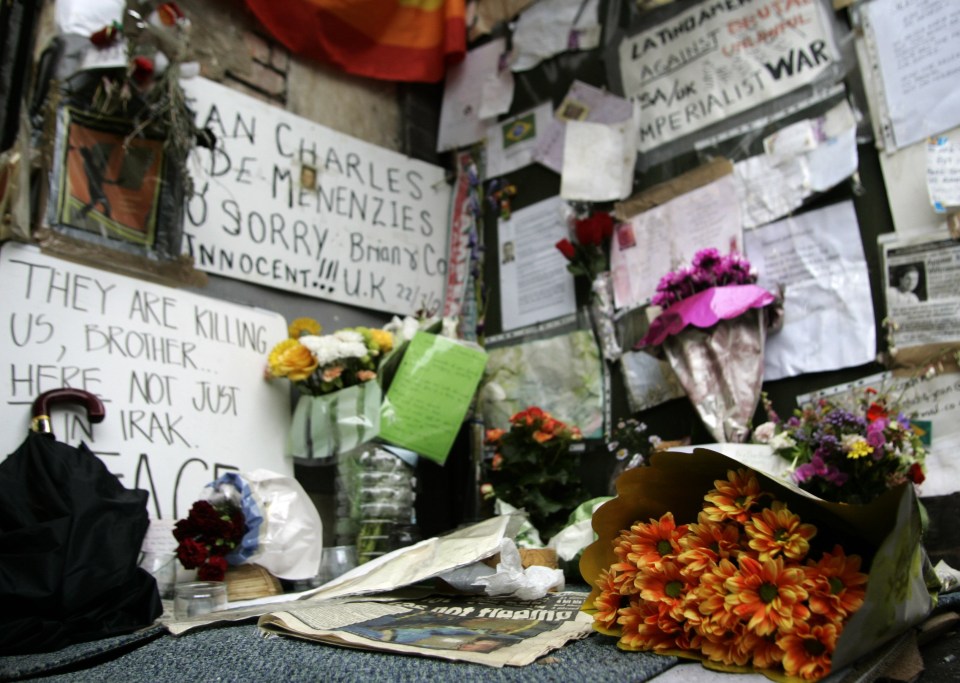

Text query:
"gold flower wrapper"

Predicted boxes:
[[580, 449, 935, 682]]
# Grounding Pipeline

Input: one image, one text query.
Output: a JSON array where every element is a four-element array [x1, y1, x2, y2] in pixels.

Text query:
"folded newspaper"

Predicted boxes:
[[163, 514, 594, 665], [259, 590, 593, 667]]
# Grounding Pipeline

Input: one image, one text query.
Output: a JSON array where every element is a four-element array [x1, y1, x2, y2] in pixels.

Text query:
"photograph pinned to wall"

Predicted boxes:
[[879, 230, 960, 351], [533, 81, 634, 174], [743, 200, 875, 381], [613, 0, 841, 155], [497, 196, 577, 332], [610, 162, 743, 310], [480, 329, 603, 438], [484, 102, 553, 178]]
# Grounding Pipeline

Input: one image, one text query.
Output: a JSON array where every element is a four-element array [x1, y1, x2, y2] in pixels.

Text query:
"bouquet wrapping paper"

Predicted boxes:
[[580, 449, 934, 680], [288, 381, 382, 461]]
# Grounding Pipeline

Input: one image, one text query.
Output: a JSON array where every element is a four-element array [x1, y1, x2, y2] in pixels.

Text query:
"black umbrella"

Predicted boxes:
[[0, 388, 162, 655]]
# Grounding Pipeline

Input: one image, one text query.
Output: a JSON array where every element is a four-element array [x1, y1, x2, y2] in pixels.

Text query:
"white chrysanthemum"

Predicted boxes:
[[752, 421, 777, 444], [299, 334, 367, 365], [769, 432, 796, 451]]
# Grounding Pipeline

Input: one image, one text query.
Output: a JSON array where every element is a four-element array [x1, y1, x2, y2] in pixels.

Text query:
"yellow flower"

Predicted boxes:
[[288, 317, 321, 339], [368, 328, 394, 353], [843, 434, 873, 460], [268, 339, 317, 381], [745, 501, 817, 562]]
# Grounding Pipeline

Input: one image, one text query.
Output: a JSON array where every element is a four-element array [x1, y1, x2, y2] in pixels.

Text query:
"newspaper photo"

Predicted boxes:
[[880, 230, 960, 350], [258, 591, 593, 668]]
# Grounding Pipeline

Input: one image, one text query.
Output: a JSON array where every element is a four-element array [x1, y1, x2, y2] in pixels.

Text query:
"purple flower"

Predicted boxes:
[[866, 418, 888, 450]]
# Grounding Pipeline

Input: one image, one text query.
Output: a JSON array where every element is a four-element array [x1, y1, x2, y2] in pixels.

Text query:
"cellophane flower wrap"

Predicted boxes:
[[267, 318, 394, 460], [753, 389, 927, 505], [636, 250, 777, 442], [580, 449, 934, 682]]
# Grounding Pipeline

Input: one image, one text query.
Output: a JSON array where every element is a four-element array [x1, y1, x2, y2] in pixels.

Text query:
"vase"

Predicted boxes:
[[287, 382, 382, 461], [662, 310, 766, 443], [589, 271, 622, 362]]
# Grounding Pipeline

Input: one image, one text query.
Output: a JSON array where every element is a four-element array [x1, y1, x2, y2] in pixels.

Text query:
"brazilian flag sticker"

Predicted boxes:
[[502, 114, 536, 150]]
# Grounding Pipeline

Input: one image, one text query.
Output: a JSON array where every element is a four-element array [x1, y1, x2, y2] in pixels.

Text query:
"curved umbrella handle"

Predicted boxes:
[[31, 388, 106, 435]]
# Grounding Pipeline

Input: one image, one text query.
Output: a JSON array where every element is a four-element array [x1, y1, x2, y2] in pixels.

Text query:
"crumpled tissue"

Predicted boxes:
[[439, 538, 564, 601]]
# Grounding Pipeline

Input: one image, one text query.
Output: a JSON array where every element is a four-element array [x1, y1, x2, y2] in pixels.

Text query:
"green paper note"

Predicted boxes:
[[379, 332, 488, 464]]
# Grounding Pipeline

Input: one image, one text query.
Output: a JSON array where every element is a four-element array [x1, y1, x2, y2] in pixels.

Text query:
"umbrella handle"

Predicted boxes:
[[31, 388, 106, 435]]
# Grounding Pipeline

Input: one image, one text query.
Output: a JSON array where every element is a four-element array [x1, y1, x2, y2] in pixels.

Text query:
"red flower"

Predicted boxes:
[[130, 56, 154, 84], [866, 402, 887, 422], [90, 24, 120, 48], [908, 462, 925, 484], [555, 238, 576, 261], [197, 555, 228, 581], [176, 538, 208, 569], [574, 212, 614, 247], [157, 2, 185, 26]]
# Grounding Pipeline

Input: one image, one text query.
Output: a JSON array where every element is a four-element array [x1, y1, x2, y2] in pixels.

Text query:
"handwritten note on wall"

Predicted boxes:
[[0, 243, 291, 519], [617, 0, 837, 153], [379, 332, 487, 464], [181, 77, 452, 316]]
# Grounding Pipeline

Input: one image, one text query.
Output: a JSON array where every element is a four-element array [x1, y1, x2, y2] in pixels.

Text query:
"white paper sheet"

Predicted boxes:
[[510, 0, 601, 72], [477, 67, 515, 120], [861, 0, 960, 150], [926, 134, 960, 211], [610, 173, 743, 310], [484, 102, 553, 178], [734, 155, 808, 230], [559, 119, 636, 201], [798, 371, 960, 497], [533, 81, 634, 174], [437, 39, 507, 152], [497, 197, 577, 331], [743, 201, 875, 381]]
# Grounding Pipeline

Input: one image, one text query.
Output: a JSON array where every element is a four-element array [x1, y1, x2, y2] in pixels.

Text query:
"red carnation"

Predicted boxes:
[[556, 238, 576, 261], [197, 555, 228, 581], [176, 538, 208, 569]]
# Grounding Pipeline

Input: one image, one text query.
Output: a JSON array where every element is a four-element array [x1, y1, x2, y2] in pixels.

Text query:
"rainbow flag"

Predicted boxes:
[[244, 0, 466, 83]]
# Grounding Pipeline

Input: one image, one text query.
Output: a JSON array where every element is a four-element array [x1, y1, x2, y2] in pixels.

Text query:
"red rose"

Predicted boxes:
[[574, 212, 614, 247], [90, 24, 119, 48], [555, 238, 576, 261], [197, 555, 228, 582], [187, 500, 225, 535], [130, 56, 154, 84], [908, 462, 925, 485], [176, 538, 208, 569]]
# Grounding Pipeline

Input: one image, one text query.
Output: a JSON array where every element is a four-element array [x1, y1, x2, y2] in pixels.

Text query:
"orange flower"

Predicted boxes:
[[485, 428, 505, 444], [593, 569, 623, 632], [725, 555, 809, 636], [621, 512, 688, 571], [745, 501, 817, 562], [778, 621, 838, 680], [322, 366, 344, 382], [532, 430, 555, 444], [608, 560, 640, 595], [692, 558, 740, 637], [637, 560, 692, 621], [267, 339, 318, 381], [703, 469, 766, 524], [750, 633, 786, 670], [491, 453, 503, 471], [355, 369, 377, 382], [678, 511, 743, 578], [804, 545, 868, 621], [617, 599, 679, 652], [700, 621, 752, 667]]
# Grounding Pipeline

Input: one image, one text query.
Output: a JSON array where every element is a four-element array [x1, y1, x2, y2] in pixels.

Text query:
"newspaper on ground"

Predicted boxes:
[[258, 590, 593, 668], [164, 514, 526, 635]]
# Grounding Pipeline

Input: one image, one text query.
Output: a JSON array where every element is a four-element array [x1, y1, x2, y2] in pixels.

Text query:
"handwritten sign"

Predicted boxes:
[[379, 332, 487, 464], [181, 77, 452, 316], [0, 242, 292, 519], [926, 135, 960, 212], [617, 0, 837, 153]]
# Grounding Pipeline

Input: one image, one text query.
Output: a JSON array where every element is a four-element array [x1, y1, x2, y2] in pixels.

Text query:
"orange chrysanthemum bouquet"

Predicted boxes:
[[581, 450, 934, 682]]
